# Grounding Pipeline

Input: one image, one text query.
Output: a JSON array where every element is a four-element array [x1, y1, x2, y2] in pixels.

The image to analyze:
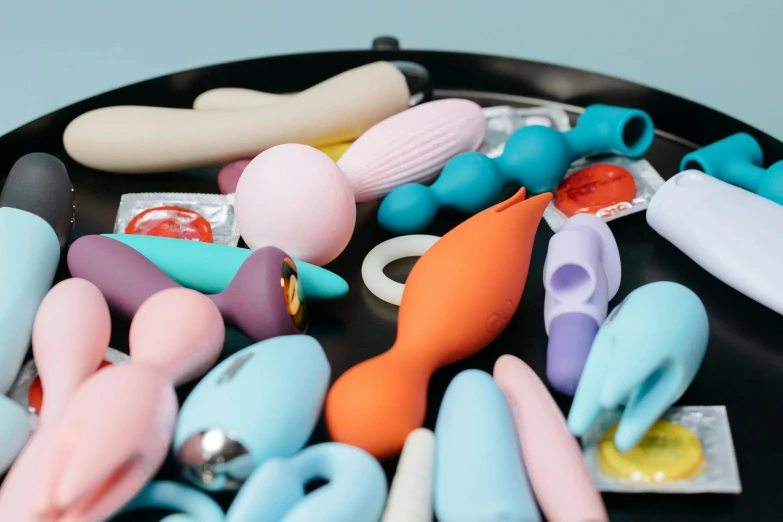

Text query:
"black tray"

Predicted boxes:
[[2, 38, 783, 521]]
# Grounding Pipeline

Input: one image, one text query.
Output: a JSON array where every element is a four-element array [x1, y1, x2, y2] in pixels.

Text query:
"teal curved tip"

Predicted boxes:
[[100, 234, 348, 301]]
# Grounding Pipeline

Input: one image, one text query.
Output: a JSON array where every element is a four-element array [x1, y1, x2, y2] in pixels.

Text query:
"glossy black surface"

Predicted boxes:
[[2, 40, 783, 521]]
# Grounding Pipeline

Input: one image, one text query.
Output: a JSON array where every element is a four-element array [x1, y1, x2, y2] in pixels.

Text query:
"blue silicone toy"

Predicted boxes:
[[102, 233, 348, 300], [434, 369, 540, 522], [114, 481, 224, 522], [378, 104, 654, 234], [174, 335, 331, 491], [225, 443, 387, 522], [0, 396, 30, 475], [680, 132, 783, 206], [567, 281, 709, 451]]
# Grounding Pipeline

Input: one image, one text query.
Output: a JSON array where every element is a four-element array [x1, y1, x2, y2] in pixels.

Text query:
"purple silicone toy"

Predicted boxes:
[[67, 235, 307, 340], [543, 214, 620, 395]]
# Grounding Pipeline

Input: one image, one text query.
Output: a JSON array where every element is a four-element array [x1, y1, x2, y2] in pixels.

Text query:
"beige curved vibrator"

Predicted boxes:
[[63, 61, 410, 174], [192, 88, 286, 110]]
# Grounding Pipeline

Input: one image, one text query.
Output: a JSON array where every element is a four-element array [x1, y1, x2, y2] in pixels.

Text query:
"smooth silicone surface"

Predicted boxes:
[[235, 144, 357, 266], [63, 61, 411, 173], [0, 396, 31, 475], [326, 188, 551, 459], [381, 428, 435, 522], [434, 370, 540, 522], [378, 104, 654, 234], [101, 231, 349, 301], [68, 235, 302, 341], [494, 355, 607, 522], [129, 288, 225, 386], [337, 98, 486, 202], [31, 278, 111, 425], [0, 208, 61, 395], [225, 443, 387, 522], [680, 133, 783, 206], [647, 170, 783, 316], [543, 214, 621, 395], [175, 335, 330, 488], [118, 481, 224, 522], [0, 363, 178, 522], [361, 235, 440, 305], [568, 281, 709, 451]]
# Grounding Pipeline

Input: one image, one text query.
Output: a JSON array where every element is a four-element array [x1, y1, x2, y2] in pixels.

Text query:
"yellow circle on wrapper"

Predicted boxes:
[[598, 420, 704, 482], [318, 141, 353, 162]]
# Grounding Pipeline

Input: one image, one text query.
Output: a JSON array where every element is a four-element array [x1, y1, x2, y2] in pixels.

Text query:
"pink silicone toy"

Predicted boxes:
[[234, 99, 485, 266], [493, 355, 608, 522], [31, 278, 112, 427], [0, 288, 225, 521]]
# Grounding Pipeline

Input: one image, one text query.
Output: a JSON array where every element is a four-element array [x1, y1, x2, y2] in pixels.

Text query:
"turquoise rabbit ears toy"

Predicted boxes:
[[567, 281, 709, 452]]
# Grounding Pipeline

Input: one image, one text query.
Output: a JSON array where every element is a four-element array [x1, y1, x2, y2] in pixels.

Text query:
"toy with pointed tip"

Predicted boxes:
[[325, 188, 551, 459], [68, 235, 307, 341], [381, 428, 435, 522], [494, 355, 607, 522], [567, 281, 709, 452], [175, 335, 330, 491], [101, 233, 348, 301], [543, 214, 621, 396], [0, 153, 74, 394], [379, 104, 654, 234], [225, 443, 387, 522], [434, 370, 539, 522], [680, 132, 783, 205], [234, 98, 485, 265], [31, 278, 112, 426]]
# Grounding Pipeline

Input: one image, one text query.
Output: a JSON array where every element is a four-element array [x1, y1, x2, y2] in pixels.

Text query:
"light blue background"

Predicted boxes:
[[1, 1, 781, 139]]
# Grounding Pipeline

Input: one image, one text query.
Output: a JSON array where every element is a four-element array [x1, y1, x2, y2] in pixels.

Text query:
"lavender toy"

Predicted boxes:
[[67, 235, 307, 341], [543, 214, 620, 395]]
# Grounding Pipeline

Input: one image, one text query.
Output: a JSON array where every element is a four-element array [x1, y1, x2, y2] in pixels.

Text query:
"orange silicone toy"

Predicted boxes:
[[326, 187, 552, 459]]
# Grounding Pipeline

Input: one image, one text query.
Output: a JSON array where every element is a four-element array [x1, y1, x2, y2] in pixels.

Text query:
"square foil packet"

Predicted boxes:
[[480, 105, 572, 158], [581, 406, 742, 494], [113, 192, 240, 246]]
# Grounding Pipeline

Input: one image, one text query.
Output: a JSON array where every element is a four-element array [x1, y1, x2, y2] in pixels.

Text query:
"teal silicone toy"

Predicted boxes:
[[102, 234, 348, 300], [0, 395, 31, 475], [114, 481, 224, 522], [378, 104, 654, 234], [434, 369, 540, 522], [174, 335, 331, 491], [680, 132, 783, 206], [225, 443, 388, 522], [567, 281, 709, 451]]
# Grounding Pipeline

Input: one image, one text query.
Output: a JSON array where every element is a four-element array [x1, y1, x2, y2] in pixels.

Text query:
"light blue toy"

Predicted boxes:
[[378, 104, 654, 234], [0, 395, 30, 475], [567, 281, 709, 451], [225, 442, 387, 522], [113, 481, 224, 522], [102, 233, 349, 300], [680, 132, 783, 206], [174, 335, 331, 491], [434, 369, 540, 522]]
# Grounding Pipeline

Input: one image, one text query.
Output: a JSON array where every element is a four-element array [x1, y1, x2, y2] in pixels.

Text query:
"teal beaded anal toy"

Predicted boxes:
[[680, 132, 783, 206], [378, 104, 654, 234]]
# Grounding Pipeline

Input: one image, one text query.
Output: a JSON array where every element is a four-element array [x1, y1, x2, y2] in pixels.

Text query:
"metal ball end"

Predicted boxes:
[[177, 428, 255, 492]]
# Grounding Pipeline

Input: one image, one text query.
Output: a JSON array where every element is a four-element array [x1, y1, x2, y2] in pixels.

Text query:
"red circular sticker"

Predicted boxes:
[[28, 359, 114, 413], [125, 206, 213, 242], [554, 164, 637, 218]]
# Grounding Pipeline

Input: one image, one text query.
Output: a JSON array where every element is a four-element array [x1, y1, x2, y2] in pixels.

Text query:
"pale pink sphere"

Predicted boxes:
[[234, 144, 356, 266]]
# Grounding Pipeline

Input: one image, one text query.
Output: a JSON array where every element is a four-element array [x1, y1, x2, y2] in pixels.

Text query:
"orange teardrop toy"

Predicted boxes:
[[326, 187, 552, 459]]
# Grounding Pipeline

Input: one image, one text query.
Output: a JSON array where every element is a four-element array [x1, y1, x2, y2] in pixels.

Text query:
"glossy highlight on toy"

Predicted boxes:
[[175, 335, 330, 491], [543, 213, 621, 395], [326, 188, 550, 459], [378, 104, 654, 234], [568, 281, 709, 451]]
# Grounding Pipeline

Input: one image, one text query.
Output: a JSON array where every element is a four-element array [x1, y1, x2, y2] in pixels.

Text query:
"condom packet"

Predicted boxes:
[[581, 406, 742, 494], [8, 348, 130, 430], [480, 106, 572, 158], [543, 155, 664, 232], [113, 192, 240, 246]]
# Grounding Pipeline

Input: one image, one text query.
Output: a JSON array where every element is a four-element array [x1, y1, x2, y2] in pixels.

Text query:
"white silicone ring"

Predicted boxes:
[[362, 235, 440, 305]]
